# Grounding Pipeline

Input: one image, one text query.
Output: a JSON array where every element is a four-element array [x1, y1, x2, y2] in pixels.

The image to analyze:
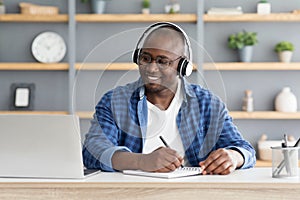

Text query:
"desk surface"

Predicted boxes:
[[0, 168, 299, 200], [0, 167, 299, 183]]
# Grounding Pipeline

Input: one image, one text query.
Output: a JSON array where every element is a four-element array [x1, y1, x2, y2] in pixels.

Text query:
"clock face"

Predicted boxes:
[[31, 32, 67, 63]]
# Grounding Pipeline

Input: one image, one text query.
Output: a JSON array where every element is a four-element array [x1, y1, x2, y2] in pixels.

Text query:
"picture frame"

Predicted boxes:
[[10, 83, 35, 110]]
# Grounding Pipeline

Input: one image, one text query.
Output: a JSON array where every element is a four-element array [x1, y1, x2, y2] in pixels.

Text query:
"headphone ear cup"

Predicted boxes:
[[133, 48, 140, 64], [177, 58, 192, 77], [185, 61, 193, 77]]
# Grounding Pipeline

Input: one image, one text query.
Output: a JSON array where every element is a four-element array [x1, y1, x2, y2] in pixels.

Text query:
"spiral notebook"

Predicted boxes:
[[123, 167, 202, 179]]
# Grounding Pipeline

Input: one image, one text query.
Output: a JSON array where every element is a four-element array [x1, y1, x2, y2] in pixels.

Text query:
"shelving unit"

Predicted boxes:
[[1, 1, 299, 168], [203, 1, 300, 168]]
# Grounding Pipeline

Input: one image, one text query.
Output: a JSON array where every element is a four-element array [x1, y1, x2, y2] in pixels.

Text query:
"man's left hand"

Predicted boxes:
[[198, 148, 244, 175]]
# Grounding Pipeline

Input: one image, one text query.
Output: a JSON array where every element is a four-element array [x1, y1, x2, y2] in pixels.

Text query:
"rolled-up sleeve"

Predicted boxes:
[[82, 92, 131, 172]]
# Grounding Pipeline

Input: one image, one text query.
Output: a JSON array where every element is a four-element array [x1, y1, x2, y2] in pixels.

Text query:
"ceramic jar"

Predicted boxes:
[[275, 87, 297, 112]]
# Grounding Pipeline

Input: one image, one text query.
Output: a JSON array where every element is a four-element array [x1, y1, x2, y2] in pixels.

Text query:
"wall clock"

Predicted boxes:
[[31, 31, 66, 63]]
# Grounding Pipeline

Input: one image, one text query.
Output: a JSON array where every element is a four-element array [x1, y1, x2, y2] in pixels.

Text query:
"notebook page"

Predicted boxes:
[[123, 167, 202, 179]]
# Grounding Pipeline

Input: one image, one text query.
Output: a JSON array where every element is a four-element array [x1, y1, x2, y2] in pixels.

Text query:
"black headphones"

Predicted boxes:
[[132, 22, 193, 77]]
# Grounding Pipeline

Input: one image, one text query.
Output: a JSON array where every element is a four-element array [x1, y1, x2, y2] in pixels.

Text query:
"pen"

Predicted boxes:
[[159, 136, 184, 168], [273, 137, 300, 176]]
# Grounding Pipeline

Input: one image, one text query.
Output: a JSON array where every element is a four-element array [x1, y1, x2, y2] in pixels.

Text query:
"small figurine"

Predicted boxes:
[[242, 90, 254, 112]]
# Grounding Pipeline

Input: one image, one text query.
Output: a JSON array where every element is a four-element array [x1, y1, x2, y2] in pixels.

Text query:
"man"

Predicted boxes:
[[83, 22, 256, 175]]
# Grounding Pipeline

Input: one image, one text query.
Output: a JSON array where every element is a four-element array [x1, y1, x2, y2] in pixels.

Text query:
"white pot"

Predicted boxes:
[[278, 51, 293, 63], [0, 5, 5, 14], [142, 8, 150, 14], [164, 3, 180, 14], [257, 3, 271, 15], [238, 46, 253, 62], [275, 87, 297, 112], [91, 0, 107, 14]]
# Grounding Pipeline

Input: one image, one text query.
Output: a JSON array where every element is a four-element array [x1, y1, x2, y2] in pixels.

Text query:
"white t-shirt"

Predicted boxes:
[[143, 79, 189, 166]]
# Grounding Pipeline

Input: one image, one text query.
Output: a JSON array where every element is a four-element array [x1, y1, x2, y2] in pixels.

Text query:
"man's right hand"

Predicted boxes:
[[138, 147, 183, 172]]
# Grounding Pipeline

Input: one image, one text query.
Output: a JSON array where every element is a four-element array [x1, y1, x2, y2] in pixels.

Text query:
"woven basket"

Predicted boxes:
[[293, 10, 300, 14], [19, 3, 59, 15]]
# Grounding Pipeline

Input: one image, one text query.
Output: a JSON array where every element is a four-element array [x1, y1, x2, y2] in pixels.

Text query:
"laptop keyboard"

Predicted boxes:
[[84, 169, 100, 176]]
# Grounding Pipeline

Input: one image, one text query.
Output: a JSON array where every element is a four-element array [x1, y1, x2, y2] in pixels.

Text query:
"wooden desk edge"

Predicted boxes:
[[0, 182, 299, 189]]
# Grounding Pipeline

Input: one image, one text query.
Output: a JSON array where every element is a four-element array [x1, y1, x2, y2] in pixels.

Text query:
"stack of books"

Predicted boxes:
[[207, 6, 243, 15]]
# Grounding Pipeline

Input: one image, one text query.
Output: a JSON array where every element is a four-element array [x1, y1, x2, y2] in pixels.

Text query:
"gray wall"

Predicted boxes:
[[203, 0, 300, 147], [1, 0, 300, 151]]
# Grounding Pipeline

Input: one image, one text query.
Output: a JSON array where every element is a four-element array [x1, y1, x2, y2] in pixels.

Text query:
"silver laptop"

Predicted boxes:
[[0, 114, 100, 179]]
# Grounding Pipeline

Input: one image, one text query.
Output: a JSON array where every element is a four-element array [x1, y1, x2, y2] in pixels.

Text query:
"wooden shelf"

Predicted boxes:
[[203, 62, 300, 71], [256, 160, 300, 167], [76, 111, 94, 119], [255, 160, 272, 167], [0, 14, 68, 22], [75, 62, 198, 71], [204, 13, 300, 22], [0, 111, 69, 115], [76, 14, 197, 23], [2, 62, 300, 71], [75, 63, 138, 71], [230, 111, 300, 119], [0, 63, 69, 71], [78, 111, 300, 120]]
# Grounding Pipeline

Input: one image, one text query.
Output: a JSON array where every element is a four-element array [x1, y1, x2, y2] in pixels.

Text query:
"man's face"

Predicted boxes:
[[138, 31, 184, 94]]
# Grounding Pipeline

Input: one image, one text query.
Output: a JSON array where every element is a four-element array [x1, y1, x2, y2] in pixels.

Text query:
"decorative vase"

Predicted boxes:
[[0, 4, 5, 14], [257, 2, 271, 15], [275, 87, 297, 112], [238, 46, 253, 62], [278, 51, 293, 63], [91, 0, 107, 14]]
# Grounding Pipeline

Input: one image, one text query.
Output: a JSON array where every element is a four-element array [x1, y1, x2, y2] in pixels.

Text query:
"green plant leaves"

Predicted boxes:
[[274, 41, 294, 52], [228, 31, 258, 50]]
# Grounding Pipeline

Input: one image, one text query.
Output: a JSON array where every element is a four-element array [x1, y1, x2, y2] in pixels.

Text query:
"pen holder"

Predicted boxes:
[[271, 146, 300, 178]]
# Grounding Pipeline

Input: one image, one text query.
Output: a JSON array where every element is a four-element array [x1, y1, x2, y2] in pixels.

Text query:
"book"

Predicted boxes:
[[123, 167, 202, 179], [207, 7, 243, 15]]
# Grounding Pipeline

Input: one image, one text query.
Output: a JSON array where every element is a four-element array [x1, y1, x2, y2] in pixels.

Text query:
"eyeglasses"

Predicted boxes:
[[138, 53, 182, 70]]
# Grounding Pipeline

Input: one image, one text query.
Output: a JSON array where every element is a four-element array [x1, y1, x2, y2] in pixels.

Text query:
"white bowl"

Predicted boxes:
[[258, 140, 296, 161]]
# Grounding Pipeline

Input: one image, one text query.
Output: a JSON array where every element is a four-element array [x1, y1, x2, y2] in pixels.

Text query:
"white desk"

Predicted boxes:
[[0, 168, 299, 200]]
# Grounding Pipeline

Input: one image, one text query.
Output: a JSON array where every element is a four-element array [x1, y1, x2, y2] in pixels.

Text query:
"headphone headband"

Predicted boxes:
[[134, 22, 192, 61], [133, 22, 193, 77]]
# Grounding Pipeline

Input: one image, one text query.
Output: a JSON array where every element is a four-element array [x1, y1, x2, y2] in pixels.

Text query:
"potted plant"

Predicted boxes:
[[228, 30, 258, 62], [81, 0, 110, 14], [141, 0, 150, 14], [274, 41, 294, 63], [165, 0, 180, 14], [0, 0, 5, 15], [257, 0, 271, 15]]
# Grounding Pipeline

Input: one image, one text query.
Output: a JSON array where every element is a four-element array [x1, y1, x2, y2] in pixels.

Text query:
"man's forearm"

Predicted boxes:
[[112, 151, 142, 171]]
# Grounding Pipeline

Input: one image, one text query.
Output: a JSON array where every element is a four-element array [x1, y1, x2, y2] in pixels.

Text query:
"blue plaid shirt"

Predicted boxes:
[[83, 78, 256, 172]]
